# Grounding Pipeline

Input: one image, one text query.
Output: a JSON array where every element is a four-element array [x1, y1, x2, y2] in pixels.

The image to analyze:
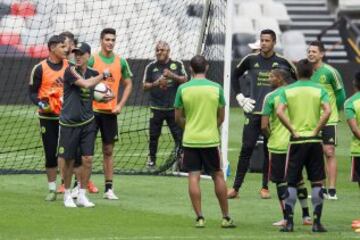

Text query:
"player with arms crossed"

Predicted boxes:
[[277, 59, 331, 232], [89, 28, 133, 200], [261, 68, 312, 227], [29, 35, 68, 201], [174, 55, 235, 228], [143, 41, 187, 167], [59, 42, 113, 208], [307, 40, 346, 200], [229, 29, 297, 199]]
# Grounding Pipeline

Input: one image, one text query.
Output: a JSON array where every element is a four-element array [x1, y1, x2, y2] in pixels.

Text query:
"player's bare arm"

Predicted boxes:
[[276, 103, 298, 138], [112, 78, 132, 114], [175, 108, 185, 129], [261, 116, 270, 138], [217, 107, 225, 127], [313, 103, 331, 136]]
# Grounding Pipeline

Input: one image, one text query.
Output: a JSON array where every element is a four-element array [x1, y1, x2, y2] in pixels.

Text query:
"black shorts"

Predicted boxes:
[[321, 125, 337, 145], [182, 147, 221, 174], [285, 142, 326, 185], [39, 118, 59, 168], [351, 156, 360, 182], [94, 112, 118, 144], [269, 152, 287, 183], [58, 120, 97, 160]]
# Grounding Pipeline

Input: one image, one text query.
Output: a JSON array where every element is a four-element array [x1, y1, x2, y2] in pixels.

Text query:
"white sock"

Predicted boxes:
[[79, 188, 86, 198], [48, 181, 56, 191], [64, 189, 71, 198]]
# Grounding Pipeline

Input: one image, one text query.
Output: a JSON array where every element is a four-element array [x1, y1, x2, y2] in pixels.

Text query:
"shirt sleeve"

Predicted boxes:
[[120, 58, 133, 79], [28, 63, 43, 105], [320, 88, 329, 103], [87, 55, 95, 68], [177, 60, 187, 78], [174, 87, 183, 108], [279, 89, 288, 105], [142, 63, 152, 83], [64, 66, 81, 85], [262, 94, 273, 116], [329, 68, 344, 91], [344, 99, 355, 120], [231, 56, 250, 95], [219, 86, 226, 107]]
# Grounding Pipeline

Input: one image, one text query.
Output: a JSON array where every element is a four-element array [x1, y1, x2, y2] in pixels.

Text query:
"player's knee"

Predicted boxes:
[[276, 183, 288, 200], [297, 186, 308, 200], [324, 145, 335, 158], [81, 156, 92, 167]]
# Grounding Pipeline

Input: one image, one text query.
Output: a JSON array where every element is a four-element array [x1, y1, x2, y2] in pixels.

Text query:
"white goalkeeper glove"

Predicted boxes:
[[236, 93, 256, 113]]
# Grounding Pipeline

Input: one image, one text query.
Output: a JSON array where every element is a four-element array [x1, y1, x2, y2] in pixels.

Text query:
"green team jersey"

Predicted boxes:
[[344, 92, 360, 156], [88, 52, 133, 79], [279, 80, 329, 143], [262, 87, 290, 153], [311, 63, 344, 125], [174, 78, 225, 148]]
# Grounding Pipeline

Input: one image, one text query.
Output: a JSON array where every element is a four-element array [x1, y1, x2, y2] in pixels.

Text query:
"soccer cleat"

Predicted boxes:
[[280, 222, 294, 232], [146, 157, 156, 168], [272, 219, 286, 227], [227, 188, 239, 199], [64, 195, 77, 208], [103, 189, 119, 200], [327, 194, 338, 200], [221, 217, 236, 228], [312, 223, 327, 232], [303, 216, 313, 225], [57, 184, 65, 194], [355, 228, 360, 233], [352, 222, 360, 229], [195, 217, 205, 228], [45, 190, 57, 201], [87, 181, 99, 193], [259, 188, 271, 199], [76, 195, 95, 208], [71, 186, 79, 199], [352, 219, 360, 224]]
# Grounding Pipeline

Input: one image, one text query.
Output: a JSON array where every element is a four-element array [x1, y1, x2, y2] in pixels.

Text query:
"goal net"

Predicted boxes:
[[0, 0, 226, 174]]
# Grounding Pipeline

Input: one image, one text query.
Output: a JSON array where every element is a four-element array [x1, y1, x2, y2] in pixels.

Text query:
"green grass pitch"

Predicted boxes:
[[0, 108, 359, 239]]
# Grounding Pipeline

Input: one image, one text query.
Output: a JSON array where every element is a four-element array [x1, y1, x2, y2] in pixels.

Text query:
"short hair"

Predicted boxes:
[[354, 71, 360, 89], [271, 68, 292, 84], [47, 35, 66, 51], [260, 29, 276, 41], [296, 59, 313, 79], [59, 31, 77, 45], [190, 55, 208, 74], [100, 28, 116, 39], [309, 40, 325, 52], [156, 40, 170, 50]]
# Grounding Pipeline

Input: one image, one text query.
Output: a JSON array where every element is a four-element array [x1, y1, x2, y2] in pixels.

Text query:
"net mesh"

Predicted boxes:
[[0, 0, 226, 174]]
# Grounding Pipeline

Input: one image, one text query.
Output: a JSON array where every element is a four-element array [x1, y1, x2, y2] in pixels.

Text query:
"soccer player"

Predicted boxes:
[[174, 55, 235, 228], [228, 29, 297, 199], [59, 42, 112, 208], [89, 28, 133, 200], [261, 68, 312, 227], [307, 40, 346, 200], [143, 41, 187, 167], [277, 59, 331, 232], [344, 71, 360, 190], [29, 35, 68, 201]]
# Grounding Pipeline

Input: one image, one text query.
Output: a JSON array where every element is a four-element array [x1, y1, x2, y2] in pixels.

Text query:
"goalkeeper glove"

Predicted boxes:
[[236, 93, 256, 113], [38, 101, 51, 113]]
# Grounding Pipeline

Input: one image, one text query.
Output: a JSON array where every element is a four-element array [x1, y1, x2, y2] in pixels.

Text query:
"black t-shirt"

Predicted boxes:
[[232, 52, 297, 113], [60, 65, 99, 126], [143, 59, 187, 109]]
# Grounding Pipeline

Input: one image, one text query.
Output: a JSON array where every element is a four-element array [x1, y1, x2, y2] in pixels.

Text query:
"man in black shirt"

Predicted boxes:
[[143, 41, 187, 167], [228, 29, 297, 199], [59, 42, 112, 208]]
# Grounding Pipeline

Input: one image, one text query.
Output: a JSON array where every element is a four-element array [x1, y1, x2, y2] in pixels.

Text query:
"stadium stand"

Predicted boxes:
[[281, 30, 307, 61]]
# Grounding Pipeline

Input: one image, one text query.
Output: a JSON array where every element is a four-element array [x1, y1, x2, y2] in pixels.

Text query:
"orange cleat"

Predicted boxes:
[[87, 180, 99, 193], [353, 219, 360, 224], [57, 183, 65, 194], [227, 188, 239, 199], [352, 222, 360, 229], [259, 188, 271, 199]]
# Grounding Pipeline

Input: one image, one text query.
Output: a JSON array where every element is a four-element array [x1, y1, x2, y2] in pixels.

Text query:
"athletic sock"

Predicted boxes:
[[79, 188, 86, 198], [105, 180, 113, 192], [61, 179, 64, 185], [297, 184, 310, 217], [311, 186, 324, 224], [262, 185, 268, 190], [73, 177, 78, 188], [48, 181, 56, 192]]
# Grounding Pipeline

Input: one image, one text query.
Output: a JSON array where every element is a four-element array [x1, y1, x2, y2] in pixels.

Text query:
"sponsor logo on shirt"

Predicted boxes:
[[153, 67, 159, 72], [254, 62, 260, 68]]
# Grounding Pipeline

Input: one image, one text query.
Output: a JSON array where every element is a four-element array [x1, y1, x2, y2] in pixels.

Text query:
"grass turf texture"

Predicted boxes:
[[0, 108, 359, 239]]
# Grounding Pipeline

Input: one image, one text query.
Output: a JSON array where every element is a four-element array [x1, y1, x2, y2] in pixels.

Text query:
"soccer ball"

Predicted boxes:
[[94, 82, 112, 102]]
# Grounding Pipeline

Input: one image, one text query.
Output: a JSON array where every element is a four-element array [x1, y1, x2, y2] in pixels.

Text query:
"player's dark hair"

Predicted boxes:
[[47, 35, 66, 51], [260, 29, 276, 41], [272, 68, 292, 84], [354, 71, 360, 90], [59, 31, 78, 45], [190, 55, 208, 74], [309, 40, 325, 52], [100, 28, 116, 39], [296, 59, 313, 79]]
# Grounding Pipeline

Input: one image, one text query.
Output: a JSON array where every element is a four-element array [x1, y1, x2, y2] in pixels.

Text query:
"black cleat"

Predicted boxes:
[[312, 223, 327, 232], [280, 222, 294, 232]]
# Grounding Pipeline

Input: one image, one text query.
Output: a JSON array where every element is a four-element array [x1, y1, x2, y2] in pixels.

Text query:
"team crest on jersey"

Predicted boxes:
[[272, 62, 279, 68], [58, 147, 64, 154], [153, 67, 159, 72], [170, 63, 177, 70], [320, 75, 326, 83], [254, 62, 260, 68]]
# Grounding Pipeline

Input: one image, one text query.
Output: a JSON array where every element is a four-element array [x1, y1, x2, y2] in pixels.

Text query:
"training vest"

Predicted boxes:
[[38, 59, 68, 115], [92, 53, 122, 112]]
